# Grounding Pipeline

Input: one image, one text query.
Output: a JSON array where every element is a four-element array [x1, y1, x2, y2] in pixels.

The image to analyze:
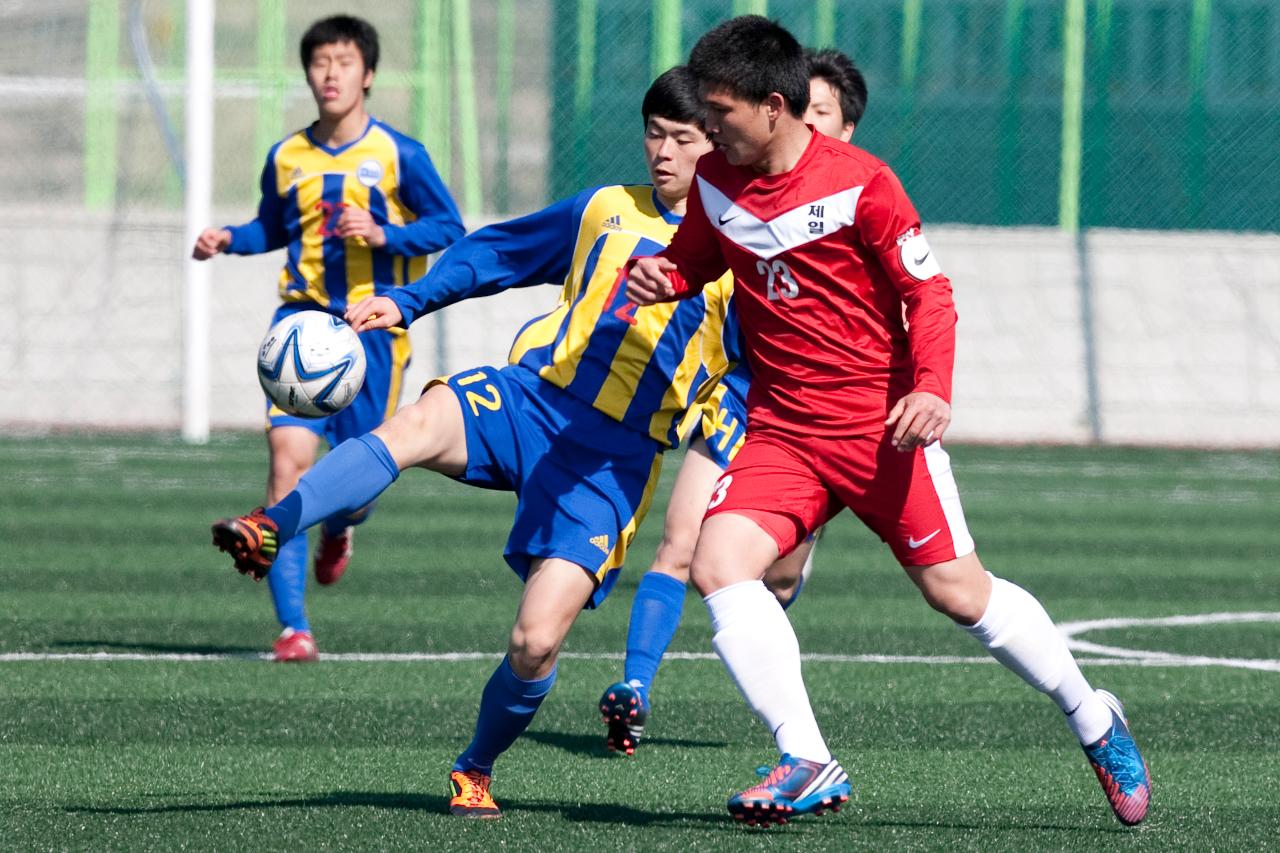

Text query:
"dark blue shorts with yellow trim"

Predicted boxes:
[[437, 363, 664, 608], [699, 368, 749, 470], [266, 304, 411, 446]]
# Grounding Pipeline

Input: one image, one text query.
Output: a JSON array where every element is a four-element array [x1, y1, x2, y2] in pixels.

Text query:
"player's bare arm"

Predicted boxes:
[[335, 206, 387, 248], [626, 256, 680, 305], [885, 390, 951, 451], [345, 295, 400, 332], [191, 227, 232, 260]]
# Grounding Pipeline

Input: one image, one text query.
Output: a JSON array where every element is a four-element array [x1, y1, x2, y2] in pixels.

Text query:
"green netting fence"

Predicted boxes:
[[9, 0, 1279, 232], [550, 0, 1280, 232]]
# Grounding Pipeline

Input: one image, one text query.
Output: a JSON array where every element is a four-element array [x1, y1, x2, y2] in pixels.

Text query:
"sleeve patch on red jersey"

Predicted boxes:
[[897, 230, 942, 281]]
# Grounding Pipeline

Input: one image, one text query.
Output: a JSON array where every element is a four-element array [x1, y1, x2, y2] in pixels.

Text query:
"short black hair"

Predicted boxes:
[[806, 48, 868, 127], [688, 16, 809, 118], [642, 66, 708, 131], [300, 15, 380, 87]]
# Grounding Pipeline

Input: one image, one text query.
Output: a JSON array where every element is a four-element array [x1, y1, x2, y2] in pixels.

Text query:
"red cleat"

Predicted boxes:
[[273, 628, 319, 663], [314, 526, 354, 586]]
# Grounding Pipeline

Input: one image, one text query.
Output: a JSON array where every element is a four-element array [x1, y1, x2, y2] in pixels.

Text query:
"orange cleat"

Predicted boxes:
[[449, 769, 501, 818], [211, 508, 279, 580]]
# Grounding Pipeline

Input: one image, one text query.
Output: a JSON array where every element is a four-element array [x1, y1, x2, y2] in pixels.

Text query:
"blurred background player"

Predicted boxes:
[[804, 48, 866, 142], [597, 46, 869, 757], [209, 68, 735, 817], [627, 16, 1150, 828], [192, 15, 464, 662]]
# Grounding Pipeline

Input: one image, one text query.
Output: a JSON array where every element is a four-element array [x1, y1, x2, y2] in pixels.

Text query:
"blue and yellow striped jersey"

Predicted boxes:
[[225, 117, 464, 314], [388, 184, 735, 447]]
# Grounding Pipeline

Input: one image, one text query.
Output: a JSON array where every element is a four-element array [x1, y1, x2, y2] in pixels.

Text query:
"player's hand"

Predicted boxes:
[[192, 227, 232, 260], [885, 391, 951, 452], [626, 257, 679, 305], [346, 296, 401, 332], [336, 207, 387, 248]]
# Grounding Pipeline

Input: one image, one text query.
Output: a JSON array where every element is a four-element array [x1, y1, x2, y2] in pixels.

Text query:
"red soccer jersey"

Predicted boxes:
[[656, 131, 957, 437]]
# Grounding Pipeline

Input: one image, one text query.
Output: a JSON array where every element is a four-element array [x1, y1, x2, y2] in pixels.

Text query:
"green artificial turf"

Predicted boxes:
[[1, 433, 1277, 850]]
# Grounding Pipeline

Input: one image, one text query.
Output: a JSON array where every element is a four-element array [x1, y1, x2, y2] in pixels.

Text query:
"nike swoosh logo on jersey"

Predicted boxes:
[[913, 251, 931, 265], [698, 176, 863, 261], [906, 529, 941, 549]]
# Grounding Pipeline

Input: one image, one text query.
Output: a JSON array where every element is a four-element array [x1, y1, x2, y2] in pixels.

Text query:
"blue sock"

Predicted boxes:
[[453, 657, 557, 774], [267, 534, 309, 632], [623, 571, 687, 703], [266, 435, 399, 542]]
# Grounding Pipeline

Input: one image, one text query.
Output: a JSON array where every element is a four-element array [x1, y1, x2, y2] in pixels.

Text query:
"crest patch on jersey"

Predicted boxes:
[[897, 229, 942, 281], [357, 159, 384, 187]]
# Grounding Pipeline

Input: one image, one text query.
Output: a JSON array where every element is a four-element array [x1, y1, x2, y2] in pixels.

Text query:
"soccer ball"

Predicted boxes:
[[257, 311, 366, 418]]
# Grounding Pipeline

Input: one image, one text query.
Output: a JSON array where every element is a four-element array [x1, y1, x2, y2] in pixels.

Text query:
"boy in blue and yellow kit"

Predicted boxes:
[[193, 15, 464, 662], [210, 67, 730, 817]]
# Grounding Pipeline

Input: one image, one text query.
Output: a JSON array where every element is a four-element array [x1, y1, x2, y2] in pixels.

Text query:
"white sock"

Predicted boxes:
[[705, 580, 832, 764], [963, 574, 1112, 745]]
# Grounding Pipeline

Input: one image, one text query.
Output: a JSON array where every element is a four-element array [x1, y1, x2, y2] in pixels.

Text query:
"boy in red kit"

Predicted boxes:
[[627, 16, 1151, 830]]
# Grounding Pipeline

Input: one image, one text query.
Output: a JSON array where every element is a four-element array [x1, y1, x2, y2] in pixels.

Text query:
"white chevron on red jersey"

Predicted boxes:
[[696, 177, 863, 261], [655, 131, 958, 437]]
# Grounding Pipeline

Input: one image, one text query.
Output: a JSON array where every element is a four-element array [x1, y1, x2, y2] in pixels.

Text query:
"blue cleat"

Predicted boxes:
[[599, 680, 648, 755], [1083, 689, 1151, 826], [727, 754, 851, 827]]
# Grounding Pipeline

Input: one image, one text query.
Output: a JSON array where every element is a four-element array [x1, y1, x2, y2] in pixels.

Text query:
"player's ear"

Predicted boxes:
[[840, 122, 855, 143], [362, 68, 375, 93], [765, 92, 786, 120]]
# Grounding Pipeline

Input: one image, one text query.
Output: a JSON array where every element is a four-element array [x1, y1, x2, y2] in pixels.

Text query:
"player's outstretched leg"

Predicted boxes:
[[1082, 689, 1151, 825], [212, 387, 465, 580], [211, 434, 401, 577], [727, 754, 851, 827]]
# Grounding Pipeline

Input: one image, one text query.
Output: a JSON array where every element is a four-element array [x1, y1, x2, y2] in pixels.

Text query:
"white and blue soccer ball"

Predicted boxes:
[[256, 311, 366, 418]]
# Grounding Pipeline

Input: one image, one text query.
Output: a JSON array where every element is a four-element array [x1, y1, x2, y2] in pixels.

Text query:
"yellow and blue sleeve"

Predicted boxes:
[[225, 141, 290, 255], [380, 127, 465, 256], [386, 188, 598, 325]]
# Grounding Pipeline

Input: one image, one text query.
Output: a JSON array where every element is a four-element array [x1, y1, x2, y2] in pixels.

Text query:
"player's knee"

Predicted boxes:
[[651, 534, 695, 582], [766, 577, 799, 606], [918, 580, 987, 624], [267, 453, 312, 498], [689, 557, 736, 597], [507, 626, 560, 678]]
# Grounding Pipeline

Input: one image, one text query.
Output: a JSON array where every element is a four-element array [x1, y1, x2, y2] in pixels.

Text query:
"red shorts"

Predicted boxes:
[[703, 429, 976, 566]]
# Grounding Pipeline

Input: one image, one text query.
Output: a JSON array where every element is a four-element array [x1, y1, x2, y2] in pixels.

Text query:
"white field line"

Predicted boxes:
[[1058, 611, 1280, 673], [2, 612, 1277, 671]]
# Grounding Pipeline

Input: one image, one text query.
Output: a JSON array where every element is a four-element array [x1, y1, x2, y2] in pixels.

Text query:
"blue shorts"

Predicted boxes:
[[265, 304, 411, 446], [436, 364, 664, 608], [699, 366, 750, 470]]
